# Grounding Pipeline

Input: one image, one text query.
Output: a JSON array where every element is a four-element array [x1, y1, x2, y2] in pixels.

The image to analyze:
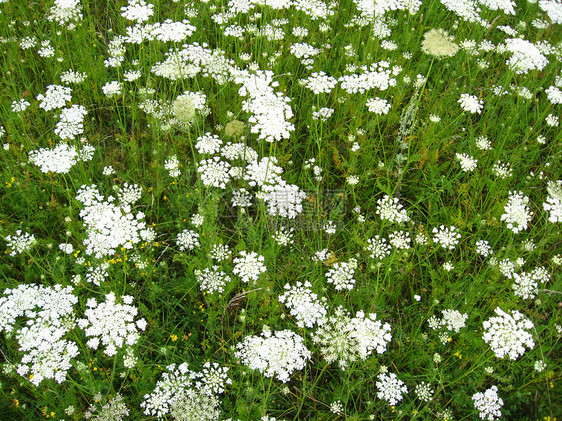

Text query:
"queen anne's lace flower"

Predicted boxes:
[[482, 307, 535, 360], [121, 0, 154, 23], [543, 180, 562, 223], [300, 71, 337, 94], [458, 93, 484, 114], [177, 229, 200, 251], [76, 184, 152, 258], [472, 386, 503, 420], [195, 266, 231, 294], [512, 271, 538, 299], [243, 157, 283, 187], [37, 85, 72, 111], [312, 307, 392, 370], [197, 156, 231, 188], [376, 372, 408, 406], [5, 230, 36, 256], [78, 293, 146, 357], [235, 329, 311, 382], [0, 284, 78, 386], [432, 225, 461, 250], [195, 133, 222, 154], [55, 105, 88, 140], [376, 195, 409, 223], [365, 236, 392, 260], [278, 282, 327, 328], [505, 38, 548, 74], [233, 251, 266, 283], [500, 191, 533, 233], [29, 142, 94, 174], [440, 309, 469, 333], [421, 28, 459, 58], [366, 97, 391, 115], [262, 182, 307, 219], [456, 152, 478, 172], [325, 259, 357, 291], [141, 362, 231, 419]]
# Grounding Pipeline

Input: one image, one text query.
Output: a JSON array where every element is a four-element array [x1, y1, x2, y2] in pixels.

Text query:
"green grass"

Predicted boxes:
[[0, 0, 561, 420]]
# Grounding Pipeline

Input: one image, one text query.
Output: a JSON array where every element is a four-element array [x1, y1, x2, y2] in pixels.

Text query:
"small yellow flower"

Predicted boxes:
[[170, 334, 178, 342]]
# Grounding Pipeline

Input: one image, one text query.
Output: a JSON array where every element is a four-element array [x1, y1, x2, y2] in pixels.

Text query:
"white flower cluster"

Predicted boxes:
[[28, 142, 94, 174], [37, 85, 72, 111], [102, 80, 123, 97], [311, 107, 334, 121], [233, 251, 267, 283], [272, 226, 294, 246], [121, 0, 154, 23], [480, 0, 515, 14], [78, 292, 146, 356], [365, 235, 392, 260], [482, 307, 535, 360], [325, 258, 357, 291], [376, 195, 409, 223], [389, 231, 411, 250], [505, 38, 549, 74], [195, 266, 231, 294], [221, 142, 257, 161], [5, 230, 36, 256], [472, 385, 503, 420], [290, 42, 320, 59], [0, 284, 78, 386], [456, 152, 478, 172], [235, 70, 295, 143], [76, 184, 153, 258], [177, 229, 200, 251], [196, 133, 223, 154], [312, 307, 392, 370], [169, 389, 220, 421], [210, 243, 231, 261], [539, 0, 562, 24], [262, 182, 307, 219], [376, 372, 408, 406], [244, 157, 283, 187], [366, 97, 391, 115], [11, 99, 30, 112], [500, 191, 533, 234], [458, 93, 484, 114], [415, 381, 434, 402], [339, 61, 398, 94], [278, 281, 327, 328], [61, 69, 88, 84], [150, 43, 227, 81], [545, 86, 562, 105], [164, 154, 180, 177], [55, 105, 88, 139], [38, 40, 55, 58], [475, 240, 493, 256], [141, 362, 231, 419], [543, 180, 562, 223], [85, 264, 109, 286], [235, 329, 311, 382], [440, 0, 486, 24], [512, 271, 539, 299], [48, 0, 83, 27], [150, 19, 197, 43], [432, 225, 461, 250], [431, 309, 469, 333], [84, 393, 130, 421], [197, 156, 231, 188], [300, 71, 338, 94]]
